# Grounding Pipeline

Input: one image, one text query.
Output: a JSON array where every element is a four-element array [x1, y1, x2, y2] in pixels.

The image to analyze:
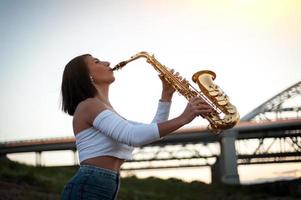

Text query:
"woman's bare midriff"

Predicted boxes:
[[80, 156, 124, 172]]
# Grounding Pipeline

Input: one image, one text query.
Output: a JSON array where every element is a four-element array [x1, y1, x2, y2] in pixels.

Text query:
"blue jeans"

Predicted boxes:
[[61, 164, 120, 200]]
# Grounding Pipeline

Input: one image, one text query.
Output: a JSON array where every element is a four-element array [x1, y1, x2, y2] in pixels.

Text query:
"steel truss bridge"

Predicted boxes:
[[124, 119, 301, 170], [0, 81, 300, 184]]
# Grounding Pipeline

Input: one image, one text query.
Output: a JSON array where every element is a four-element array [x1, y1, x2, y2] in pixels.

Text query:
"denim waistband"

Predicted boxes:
[[79, 164, 119, 179]]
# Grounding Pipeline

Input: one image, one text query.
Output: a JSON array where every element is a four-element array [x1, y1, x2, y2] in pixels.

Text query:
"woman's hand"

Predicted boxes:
[[159, 69, 179, 102], [157, 96, 213, 137], [180, 96, 213, 124]]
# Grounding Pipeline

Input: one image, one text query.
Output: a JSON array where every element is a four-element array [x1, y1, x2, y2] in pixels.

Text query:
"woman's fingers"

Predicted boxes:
[[181, 96, 214, 124], [189, 97, 213, 115], [189, 96, 200, 103], [196, 105, 212, 111], [169, 69, 183, 80], [196, 108, 212, 113], [190, 97, 207, 106]]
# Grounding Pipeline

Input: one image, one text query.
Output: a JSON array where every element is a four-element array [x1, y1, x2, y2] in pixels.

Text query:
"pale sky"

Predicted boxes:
[[1, 0, 301, 184], [0, 0, 301, 142]]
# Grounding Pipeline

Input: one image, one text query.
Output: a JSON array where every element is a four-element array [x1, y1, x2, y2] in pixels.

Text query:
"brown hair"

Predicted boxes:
[[60, 54, 97, 116]]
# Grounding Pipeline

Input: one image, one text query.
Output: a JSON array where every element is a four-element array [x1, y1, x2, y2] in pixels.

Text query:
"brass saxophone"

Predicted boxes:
[[112, 51, 240, 134]]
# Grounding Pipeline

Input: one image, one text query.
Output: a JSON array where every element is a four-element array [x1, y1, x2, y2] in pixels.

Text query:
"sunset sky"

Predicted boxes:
[[0, 0, 300, 183]]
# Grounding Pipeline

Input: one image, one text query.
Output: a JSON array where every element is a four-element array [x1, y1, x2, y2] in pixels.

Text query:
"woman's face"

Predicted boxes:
[[85, 55, 115, 85]]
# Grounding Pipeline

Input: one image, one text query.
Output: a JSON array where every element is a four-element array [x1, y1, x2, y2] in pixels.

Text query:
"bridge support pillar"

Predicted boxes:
[[211, 156, 221, 184], [212, 131, 240, 185], [36, 151, 42, 166], [73, 150, 78, 166]]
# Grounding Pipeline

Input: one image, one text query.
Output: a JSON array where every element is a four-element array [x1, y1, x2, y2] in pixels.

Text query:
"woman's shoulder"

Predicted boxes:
[[74, 98, 108, 127], [79, 97, 108, 114]]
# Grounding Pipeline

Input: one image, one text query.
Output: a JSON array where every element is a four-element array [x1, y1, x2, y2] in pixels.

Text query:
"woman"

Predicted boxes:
[[60, 54, 212, 200]]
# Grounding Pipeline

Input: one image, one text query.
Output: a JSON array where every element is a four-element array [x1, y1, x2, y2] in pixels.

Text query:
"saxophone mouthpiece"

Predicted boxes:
[[111, 61, 128, 71]]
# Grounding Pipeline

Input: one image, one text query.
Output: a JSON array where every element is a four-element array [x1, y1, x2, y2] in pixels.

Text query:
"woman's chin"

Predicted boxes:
[[110, 77, 115, 83]]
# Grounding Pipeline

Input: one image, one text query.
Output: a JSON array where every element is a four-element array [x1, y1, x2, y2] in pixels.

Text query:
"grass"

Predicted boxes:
[[0, 158, 300, 200]]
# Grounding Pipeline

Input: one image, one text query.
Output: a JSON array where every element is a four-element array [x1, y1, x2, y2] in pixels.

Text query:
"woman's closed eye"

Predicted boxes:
[[93, 58, 101, 63]]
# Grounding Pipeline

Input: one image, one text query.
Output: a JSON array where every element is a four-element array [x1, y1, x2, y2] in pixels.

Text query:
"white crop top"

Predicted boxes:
[[75, 101, 171, 162]]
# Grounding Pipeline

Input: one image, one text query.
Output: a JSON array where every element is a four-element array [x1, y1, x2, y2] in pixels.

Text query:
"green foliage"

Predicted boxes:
[[0, 159, 300, 200], [0, 159, 77, 193]]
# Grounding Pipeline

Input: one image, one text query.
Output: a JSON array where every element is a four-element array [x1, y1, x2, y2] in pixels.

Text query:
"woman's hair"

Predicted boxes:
[[61, 54, 98, 116]]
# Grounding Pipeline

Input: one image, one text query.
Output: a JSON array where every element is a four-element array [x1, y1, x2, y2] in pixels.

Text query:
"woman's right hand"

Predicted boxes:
[[157, 96, 213, 138], [180, 96, 212, 124]]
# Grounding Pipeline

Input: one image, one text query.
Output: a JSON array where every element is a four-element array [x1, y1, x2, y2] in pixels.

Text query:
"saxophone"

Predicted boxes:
[[112, 51, 240, 134]]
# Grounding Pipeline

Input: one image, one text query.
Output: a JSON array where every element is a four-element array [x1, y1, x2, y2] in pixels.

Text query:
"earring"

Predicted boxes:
[[90, 76, 94, 83]]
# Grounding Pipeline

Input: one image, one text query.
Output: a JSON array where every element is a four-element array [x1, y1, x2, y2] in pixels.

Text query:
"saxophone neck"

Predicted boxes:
[[112, 51, 152, 71], [111, 61, 128, 71]]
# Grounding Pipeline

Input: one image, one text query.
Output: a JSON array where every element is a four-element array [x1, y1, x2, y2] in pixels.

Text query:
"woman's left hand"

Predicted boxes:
[[159, 69, 179, 102]]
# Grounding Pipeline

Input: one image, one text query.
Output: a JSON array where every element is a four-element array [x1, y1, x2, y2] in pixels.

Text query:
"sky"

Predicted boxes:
[[0, 0, 300, 141], [0, 0, 300, 184]]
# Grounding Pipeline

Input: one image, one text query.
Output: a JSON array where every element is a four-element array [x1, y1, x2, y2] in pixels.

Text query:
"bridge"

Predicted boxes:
[[1, 81, 300, 185]]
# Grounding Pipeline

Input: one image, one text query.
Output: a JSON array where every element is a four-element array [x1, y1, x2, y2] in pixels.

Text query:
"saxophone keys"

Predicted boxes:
[[208, 91, 218, 97], [207, 85, 219, 96], [223, 115, 233, 123], [225, 104, 237, 114], [181, 79, 189, 87], [217, 100, 228, 106], [214, 93, 229, 106]]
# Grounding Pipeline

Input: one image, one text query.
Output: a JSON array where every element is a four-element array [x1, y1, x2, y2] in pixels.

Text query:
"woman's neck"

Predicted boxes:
[[95, 84, 112, 107]]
